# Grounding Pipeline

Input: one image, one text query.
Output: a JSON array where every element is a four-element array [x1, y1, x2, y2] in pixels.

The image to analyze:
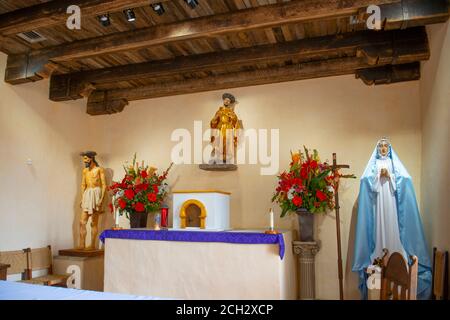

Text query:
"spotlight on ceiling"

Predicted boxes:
[[151, 3, 165, 16], [184, 0, 199, 9], [124, 9, 136, 22], [97, 14, 111, 27]]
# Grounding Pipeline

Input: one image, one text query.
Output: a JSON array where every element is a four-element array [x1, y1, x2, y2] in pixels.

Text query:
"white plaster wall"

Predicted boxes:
[[420, 22, 450, 254]]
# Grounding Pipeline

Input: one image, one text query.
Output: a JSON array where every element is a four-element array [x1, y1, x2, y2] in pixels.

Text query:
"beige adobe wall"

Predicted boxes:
[[420, 22, 450, 254], [0, 53, 106, 254]]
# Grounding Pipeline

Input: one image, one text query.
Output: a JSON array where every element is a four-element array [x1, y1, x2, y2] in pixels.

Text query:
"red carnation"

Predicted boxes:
[[292, 196, 303, 207], [153, 185, 159, 193], [316, 190, 327, 202], [109, 183, 119, 191], [300, 167, 308, 179], [135, 183, 149, 193], [310, 160, 318, 169], [118, 198, 127, 210], [124, 189, 135, 200], [147, 193, 157, 202], [135, 202, 145, 212], [140, 170, 148, 179]]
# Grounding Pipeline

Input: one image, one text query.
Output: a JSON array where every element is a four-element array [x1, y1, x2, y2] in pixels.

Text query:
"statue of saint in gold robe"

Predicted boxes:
[[209, 93, 242, 164]]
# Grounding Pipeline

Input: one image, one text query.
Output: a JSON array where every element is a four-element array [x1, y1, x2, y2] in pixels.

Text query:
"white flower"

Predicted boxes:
[[158, 183, 169, 195], [287, 187, 295, 200]]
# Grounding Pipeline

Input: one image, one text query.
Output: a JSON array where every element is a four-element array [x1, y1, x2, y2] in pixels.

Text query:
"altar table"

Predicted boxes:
[[101, 229, 297, 300]]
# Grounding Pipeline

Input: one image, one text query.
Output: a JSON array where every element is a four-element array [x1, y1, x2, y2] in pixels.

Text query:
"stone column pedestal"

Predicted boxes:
[[293, 241, 321, 300]]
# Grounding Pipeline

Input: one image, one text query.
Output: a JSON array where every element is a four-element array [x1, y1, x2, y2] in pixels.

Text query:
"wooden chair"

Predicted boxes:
[[380, 250, 418, 300], [0, 249, 30, 281], [432, 247, 449, 300], [20, 245, 71, 287], [0, 263, 11, 280]]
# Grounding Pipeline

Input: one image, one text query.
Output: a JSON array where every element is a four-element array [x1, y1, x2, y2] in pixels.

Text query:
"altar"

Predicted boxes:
[[101, 229, 297, 300]]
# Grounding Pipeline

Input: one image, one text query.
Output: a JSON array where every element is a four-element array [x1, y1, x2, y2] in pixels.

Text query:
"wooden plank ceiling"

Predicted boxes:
[[0, 0, 448, 115]]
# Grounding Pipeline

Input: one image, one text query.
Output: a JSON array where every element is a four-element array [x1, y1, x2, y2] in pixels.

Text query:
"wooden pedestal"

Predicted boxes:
[[54, 253, 104, 291], [58, 249, 104, 258], [199, 164, 237, 171]]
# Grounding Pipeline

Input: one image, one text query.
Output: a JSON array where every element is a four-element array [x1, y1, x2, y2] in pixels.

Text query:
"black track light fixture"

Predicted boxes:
[[151, 3, 165, 16], [184, 0, 199, 9], [124, 8, 136, 22], [97, 14, 111, 27]]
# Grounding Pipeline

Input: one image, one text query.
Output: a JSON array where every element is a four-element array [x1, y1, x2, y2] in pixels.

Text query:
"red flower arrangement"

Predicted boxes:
[[272, 147, 337, 217], [109, 154, 173, 219]]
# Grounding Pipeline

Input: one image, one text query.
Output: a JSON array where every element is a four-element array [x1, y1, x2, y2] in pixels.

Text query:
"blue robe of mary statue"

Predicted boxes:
[[352, 139, 432, 299]]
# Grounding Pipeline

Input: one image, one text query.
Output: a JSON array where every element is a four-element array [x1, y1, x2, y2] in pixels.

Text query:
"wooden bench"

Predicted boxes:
[[20, 246, 71, 287]]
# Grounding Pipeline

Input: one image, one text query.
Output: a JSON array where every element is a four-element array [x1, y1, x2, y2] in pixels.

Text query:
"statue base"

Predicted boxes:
[[58, 248, 104, 258], [199, 164, 237, 171]]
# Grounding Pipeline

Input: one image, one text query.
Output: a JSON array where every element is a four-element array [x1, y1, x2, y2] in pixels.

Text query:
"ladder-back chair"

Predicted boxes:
[[380, 250, 418, 300]]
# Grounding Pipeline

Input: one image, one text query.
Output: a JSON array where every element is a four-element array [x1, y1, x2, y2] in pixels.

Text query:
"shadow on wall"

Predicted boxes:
[[71, 153, 82, 248], [344, 199, 362, 300], [101, 168, 115, 237]]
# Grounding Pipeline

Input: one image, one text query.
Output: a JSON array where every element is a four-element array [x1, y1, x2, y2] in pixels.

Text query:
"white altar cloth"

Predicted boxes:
[[104, 230, 297, 299]]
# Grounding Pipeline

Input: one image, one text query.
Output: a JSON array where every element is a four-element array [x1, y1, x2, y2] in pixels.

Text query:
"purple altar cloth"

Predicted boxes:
[[100, 229, 285, 259]]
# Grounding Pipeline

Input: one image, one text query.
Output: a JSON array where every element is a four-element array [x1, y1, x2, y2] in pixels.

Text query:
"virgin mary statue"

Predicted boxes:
[[352, 138, 432, 299]]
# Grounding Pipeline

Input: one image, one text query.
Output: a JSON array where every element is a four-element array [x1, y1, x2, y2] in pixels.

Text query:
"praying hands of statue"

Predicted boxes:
[[380, 168, 390, 178]]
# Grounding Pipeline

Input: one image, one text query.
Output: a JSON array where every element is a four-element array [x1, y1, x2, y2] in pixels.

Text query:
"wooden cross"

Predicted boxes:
[[331, 153, 352, 301]]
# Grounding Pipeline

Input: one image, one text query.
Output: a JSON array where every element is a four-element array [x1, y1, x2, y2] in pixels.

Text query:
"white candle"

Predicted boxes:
[[115, 209, 120, 226], [269, 209, 274, 230]]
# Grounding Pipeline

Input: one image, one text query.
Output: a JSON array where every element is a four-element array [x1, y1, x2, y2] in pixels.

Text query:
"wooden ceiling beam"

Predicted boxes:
[[49, 27, 429, 102], [355, 62, 421, 85], [87, 97, 128, 115], [5, 0, 403, 84], [85, 33, 430, 115], [358, 0, 450, 30], [0, 0, 167, 36], [85, 59, 423, 115], [86, 57, 364, 115]]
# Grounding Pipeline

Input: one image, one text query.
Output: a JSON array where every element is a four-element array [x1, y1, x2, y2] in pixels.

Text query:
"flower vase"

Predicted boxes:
[[129, 211, 148, 228], [296, 208, 314, 242]]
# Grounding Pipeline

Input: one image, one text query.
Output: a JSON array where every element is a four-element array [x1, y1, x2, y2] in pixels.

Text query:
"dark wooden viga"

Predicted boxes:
[[380, 250, 418, 300]]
